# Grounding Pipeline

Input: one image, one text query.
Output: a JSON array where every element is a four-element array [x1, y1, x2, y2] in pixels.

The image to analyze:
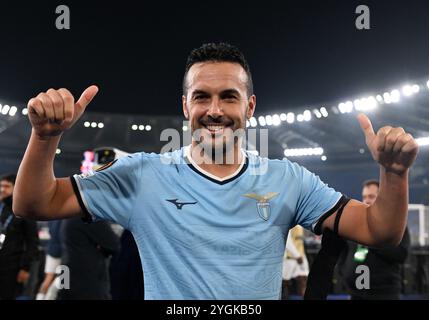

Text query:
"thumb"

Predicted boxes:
[[357, 113, 375, 144], [75, 85, 99, 113]]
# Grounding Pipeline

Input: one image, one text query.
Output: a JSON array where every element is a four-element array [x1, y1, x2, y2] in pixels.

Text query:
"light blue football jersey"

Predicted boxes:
[[71, 146, 343, 300]]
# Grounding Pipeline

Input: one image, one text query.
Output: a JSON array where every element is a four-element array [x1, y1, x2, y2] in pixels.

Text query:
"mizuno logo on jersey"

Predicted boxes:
[[166, 199, 197, 210], [243, 192, 279, 221]]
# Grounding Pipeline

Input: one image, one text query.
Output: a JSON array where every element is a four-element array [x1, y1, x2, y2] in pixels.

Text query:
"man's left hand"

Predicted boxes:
[[358, 113, 419, 175]]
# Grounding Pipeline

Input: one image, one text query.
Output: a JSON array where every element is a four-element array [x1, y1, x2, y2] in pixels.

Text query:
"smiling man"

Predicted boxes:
[[13, 43, 419, 299]]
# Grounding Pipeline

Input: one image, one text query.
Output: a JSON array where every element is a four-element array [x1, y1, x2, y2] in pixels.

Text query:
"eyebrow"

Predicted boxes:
[[191, 89, 241, 97], [219, 89, 241, 97], [191, 90, 210, 97]]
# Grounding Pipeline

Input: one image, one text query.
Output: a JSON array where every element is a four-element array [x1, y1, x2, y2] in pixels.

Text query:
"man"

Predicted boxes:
[[57, 217, 119, 300], [110, 229, 145, 300], [338, 180, 410, 300], [36, 220, 63, 300], [0, 174, 39, 300], [13, 43, 419, 299]]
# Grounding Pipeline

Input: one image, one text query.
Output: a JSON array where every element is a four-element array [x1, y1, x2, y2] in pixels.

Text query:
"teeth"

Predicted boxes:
[[206, 125, 224, 131]]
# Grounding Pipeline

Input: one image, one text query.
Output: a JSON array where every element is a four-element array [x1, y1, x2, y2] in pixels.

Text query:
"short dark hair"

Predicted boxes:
[[0, 173, 16, 185], [183, 42, 254, 98], [362, 179, 379, 188]]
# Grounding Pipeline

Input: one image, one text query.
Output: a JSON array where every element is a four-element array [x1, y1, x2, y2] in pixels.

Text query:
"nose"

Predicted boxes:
[[206, 98, 223, 118]]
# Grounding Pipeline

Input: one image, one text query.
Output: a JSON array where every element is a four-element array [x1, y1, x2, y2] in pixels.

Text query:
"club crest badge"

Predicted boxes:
[[243, 192, 280, 221]]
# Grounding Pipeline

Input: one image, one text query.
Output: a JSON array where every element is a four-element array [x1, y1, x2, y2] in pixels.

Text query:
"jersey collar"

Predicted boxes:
[[184, 145, 248, 185]]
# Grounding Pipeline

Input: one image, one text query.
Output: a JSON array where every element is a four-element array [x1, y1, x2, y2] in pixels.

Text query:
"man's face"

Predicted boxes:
[[182, 62, 255, 157], [362, 184, 379, 206], [0, 180, 14, 200]]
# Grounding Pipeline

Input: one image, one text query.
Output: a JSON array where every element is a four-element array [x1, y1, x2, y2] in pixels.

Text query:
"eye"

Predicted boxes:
[[224, 95, 238, 101], [194, 95, 209, 101]]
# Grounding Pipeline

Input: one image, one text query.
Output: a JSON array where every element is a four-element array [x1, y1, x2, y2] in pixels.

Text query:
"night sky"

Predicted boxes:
[[1, 0, 429, 116]]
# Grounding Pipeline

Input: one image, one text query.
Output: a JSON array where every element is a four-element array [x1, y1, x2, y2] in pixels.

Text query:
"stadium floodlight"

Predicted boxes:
[[345, 101, 353, 113], [338, 102, 351, 113], [354, 99, 361, 110], [284, 147, 324, 157], [182, 125, 188, 131], [258, 116, 266, 126], [91, 122, 97, 128], [286, 112, 295, 123], [376, 95, 383, 102], [391, 89, 400, 103], [265, 115, 273, 126], [22, 108, 28, 115], [138, 125, 144, 131], [56, 148, 61, 155], [272, 114, 281, 126], [416, 137, 429, 147], [303, 110, 311, 121], [297, 114, 304, 122], [412, 84, 420, 93], [320, 107, 328, 117], [402, 85, 413, 96], [145, 125, 152, 131], [356, 96, 377, 111], [313, 109, 322, 118], [98, 122, 104, 128], [250, 117, 258, 127], [427, 80, 429, 89], [9, 106, 17, 117], [338, 102, 346, 114], [321, 155, 327, 161], [84, 122, 90, 128], [131, 124, 138, 130], [280, 113, 287, 121], [2, 105, 10, 115], [383, 92, 392, 104]]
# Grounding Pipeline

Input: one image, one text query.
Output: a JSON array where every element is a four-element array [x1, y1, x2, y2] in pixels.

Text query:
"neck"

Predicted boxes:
[[189, 142, 244, 179]]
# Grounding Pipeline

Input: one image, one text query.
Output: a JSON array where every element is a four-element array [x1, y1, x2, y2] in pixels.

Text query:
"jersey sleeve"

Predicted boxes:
[[70, 153, 142, 229], [289, 161, 345, 235]]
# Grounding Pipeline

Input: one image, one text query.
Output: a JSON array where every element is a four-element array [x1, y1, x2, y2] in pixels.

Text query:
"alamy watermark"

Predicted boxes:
[[55, 5, 70, 30], [355, 265, 370, 290], [55, 265, 70, 290], [355, 5, 370, 30]]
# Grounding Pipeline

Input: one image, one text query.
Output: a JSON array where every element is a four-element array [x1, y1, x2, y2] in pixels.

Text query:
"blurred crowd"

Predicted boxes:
[[0, 173, 144, 300]]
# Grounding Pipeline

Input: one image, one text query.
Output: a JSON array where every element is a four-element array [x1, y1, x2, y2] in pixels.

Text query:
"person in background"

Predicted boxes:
[[110, 229, 144, 299], [0, 174, 39, 300], [36, 220, 63, 300], [282, 225, 309, 299], [338, 180, 410, 300], [57, 216, 119, 300]]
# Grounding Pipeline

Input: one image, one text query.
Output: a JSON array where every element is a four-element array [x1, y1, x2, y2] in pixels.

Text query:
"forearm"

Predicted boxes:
[[13, 130, 61, 218], [367, 167, 408, 245]]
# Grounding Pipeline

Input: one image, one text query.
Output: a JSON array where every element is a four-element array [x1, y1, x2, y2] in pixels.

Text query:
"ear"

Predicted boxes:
[[182, 95, 189, 119], [246, 95, 256, 119]]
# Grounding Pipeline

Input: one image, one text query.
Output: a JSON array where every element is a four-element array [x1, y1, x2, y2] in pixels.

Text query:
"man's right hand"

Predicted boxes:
[[27, 85, 99, 139]]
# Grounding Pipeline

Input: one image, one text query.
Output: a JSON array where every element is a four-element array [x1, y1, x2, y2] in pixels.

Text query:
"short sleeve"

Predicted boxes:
[[290, 161, 344, 235], [70, 153, 142, 229]]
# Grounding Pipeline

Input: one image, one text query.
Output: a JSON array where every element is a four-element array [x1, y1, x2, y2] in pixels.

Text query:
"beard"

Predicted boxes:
[[191, 117, 246, 165]]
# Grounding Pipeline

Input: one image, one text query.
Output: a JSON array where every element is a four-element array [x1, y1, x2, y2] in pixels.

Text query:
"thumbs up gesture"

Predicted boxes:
[[357, 113, 419, 175], [27, 85, 99, 139]]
